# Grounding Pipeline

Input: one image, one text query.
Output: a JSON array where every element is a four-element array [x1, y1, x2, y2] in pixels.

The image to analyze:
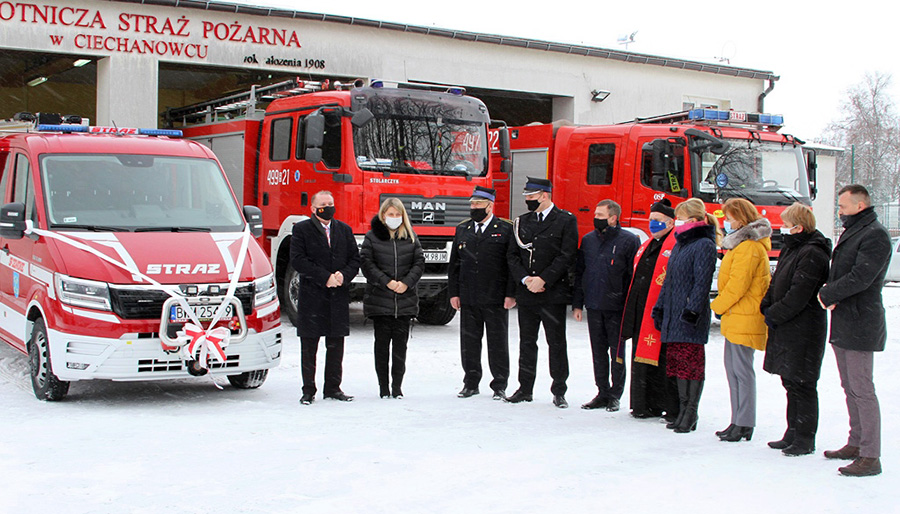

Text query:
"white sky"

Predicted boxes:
[[227, 0, 898, 141]]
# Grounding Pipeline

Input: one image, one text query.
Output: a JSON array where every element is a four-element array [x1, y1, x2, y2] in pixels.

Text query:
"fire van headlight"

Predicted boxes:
[[254, 273, 277, 307], [55, 274, 112, 311]]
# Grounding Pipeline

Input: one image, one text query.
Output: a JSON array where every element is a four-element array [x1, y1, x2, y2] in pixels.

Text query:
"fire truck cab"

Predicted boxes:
[[0, 114, 282, 401]]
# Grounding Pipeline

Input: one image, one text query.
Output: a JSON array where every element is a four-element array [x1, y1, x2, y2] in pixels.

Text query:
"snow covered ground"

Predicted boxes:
[[1, 286, 898, 513]]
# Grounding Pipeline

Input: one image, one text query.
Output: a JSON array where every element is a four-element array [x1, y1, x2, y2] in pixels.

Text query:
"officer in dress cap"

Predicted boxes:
[[449, 186, 516, 400], [506, 177, 579, 408]]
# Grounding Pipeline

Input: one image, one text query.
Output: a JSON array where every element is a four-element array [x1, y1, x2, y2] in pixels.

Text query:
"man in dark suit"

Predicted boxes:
[[506, 177, 579, 408], [290, 190, 360, 405], [449, 186, 517, 401]]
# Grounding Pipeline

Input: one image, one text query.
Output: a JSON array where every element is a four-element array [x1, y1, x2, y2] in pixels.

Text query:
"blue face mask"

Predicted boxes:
[[649, 220, 668, 234], [723, 220, 734, 234]]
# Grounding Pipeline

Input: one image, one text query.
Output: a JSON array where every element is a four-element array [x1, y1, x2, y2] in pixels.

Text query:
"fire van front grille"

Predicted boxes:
[[109, 285, 254, 320], [137, 356, 240, 373]]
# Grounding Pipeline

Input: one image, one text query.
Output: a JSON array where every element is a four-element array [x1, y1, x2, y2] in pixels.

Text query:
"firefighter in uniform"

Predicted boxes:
[[448, 186, 517, 400], [506, 177, 579, 408]]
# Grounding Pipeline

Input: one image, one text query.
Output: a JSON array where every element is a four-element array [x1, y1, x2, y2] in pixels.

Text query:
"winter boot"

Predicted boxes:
[[782, 435, 815, 456], [838, 457, 882, 477], [674, 379, 703, 434], [666, 379, 689, 429], [768, 428, 796, 450]]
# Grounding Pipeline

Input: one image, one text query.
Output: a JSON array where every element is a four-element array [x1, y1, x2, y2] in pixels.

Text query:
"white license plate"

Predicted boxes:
[[424, 251, 447, 263], [169, 303, 235, 323]]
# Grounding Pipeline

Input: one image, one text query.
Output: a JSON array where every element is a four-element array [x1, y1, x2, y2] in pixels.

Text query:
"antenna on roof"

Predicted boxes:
[[617, 30, 638, 50]]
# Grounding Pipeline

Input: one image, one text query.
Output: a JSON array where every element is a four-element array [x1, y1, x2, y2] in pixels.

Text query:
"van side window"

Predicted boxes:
[[270, 117, 293, 161], [641, 141, 686, 194], [321, 110, 342, 169], [295, 115, 307, 160], [587, 143, 615, 185], [12, 154, 35, 221]]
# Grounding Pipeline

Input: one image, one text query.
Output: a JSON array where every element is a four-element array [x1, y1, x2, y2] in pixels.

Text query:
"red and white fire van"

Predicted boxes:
[[0, 115, 282, 401]]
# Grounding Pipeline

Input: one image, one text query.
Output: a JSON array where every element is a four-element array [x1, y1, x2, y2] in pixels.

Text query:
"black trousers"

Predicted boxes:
[[460, 304, 510, 392], [630, 342, 671, 415], [587, 308, 626, 400], [373, 316, 412, 391], [782, 377, 819, 441], [300, 336, 344, 396], [516, 303, 569, 396]]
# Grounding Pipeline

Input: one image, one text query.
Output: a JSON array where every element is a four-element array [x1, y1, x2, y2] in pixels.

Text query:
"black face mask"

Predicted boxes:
[[593, 218, 609, 232], [315, 205, 335, 221], [525, 199, 541, 212], [470, 207, 488, 223]]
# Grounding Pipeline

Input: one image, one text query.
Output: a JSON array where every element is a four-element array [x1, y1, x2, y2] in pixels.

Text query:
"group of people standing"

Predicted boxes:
[[290, 181, 891, 478]]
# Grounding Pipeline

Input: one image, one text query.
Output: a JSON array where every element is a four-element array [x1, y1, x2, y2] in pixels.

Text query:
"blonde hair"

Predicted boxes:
[[723, 197, 762, 226], [781, 202, 816, 232], [379, 197, 416, 242], [675, 198, 720, 244]]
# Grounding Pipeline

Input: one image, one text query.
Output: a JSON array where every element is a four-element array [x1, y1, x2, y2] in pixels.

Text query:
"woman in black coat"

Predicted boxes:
[[360, 198, 425, 398], [761, 203, 831, 456]]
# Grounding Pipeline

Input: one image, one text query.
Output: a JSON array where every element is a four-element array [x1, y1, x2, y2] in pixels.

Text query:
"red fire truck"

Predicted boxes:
[[169, 79, 509, 326], [490, 109, 818, 254], [0, 114, 282, 400]]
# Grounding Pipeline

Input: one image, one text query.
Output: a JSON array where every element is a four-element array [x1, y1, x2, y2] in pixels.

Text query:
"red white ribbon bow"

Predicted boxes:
[[176, 323, 230, 369]]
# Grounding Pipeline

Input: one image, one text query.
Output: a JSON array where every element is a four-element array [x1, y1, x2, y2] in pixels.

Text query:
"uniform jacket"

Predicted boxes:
[[290, 218, 360, 338], [507, 205, 579, 305], [572, 224, 640, 312], [652, 223, 717, 344], [818, 207, 892, 352], [761, 230, 831, 382], [711, 218, 772, 350], [360, 215, 425, 319], [448, 215, 516, 306]]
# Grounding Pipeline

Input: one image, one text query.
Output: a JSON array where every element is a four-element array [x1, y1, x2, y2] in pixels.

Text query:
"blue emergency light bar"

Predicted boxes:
[[687, 109, 784, 127], [37, 124, 88, 132], [35, 125, 182, 137]]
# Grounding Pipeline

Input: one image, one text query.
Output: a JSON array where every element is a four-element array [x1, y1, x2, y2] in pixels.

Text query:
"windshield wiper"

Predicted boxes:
[[133, 226, 212, 232], [51, 224, 130, 232]]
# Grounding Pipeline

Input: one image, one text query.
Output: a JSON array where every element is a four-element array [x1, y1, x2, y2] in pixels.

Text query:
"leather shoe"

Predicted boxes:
[[323, 391, 354, 402], [492, 390, 507, 401], [392, 387, 403, 399], [553, 395, 568, 409], [824, 444, 860, 460], [631, 410, 655, 419], [720, 426, 753, 442], [606, 398, 620, 412], [716, 423, 736, 438], [581, 394, 608, 410], [782, 441, 815, 456], [457, 387, 479, 398], [504, 390, 533, 403], [299, 393, 314, 405], [839, 457, 882, 476]]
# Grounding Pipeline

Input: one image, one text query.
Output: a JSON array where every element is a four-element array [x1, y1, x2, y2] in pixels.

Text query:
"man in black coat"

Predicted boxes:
[[506, 177, 579, 408], [290, 190, 360, 405], [818, 185, 891, 476], [573, 199, 640, 412], [449, 186, 517, 400]]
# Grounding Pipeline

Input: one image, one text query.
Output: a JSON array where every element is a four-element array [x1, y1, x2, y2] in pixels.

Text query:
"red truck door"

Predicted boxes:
[[569, 137, 622, 236], [627, 135, 690, 234]]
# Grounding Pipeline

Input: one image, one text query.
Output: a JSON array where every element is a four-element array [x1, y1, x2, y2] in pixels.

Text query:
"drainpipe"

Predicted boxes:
[[757, 77, 778, 112]]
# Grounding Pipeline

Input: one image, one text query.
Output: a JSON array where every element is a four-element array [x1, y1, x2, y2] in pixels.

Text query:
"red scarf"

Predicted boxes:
[[618, 232, 677, 366]]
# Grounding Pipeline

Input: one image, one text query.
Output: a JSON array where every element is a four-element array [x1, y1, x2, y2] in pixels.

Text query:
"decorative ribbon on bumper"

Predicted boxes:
[[176, 323, 231, 369]]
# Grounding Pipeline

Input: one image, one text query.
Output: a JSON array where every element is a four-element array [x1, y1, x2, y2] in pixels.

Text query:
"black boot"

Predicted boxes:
[[716, 424, 736, 438], [666, 379, 689, 430], [768, 428, 795, 449], [674, 379, 703, 433], [720, 426, 753, 442], [782, 435, 815, 456]]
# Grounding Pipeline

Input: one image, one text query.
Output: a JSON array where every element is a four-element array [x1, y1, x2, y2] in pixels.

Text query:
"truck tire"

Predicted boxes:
[[28, 318, 69, 401], [227, 369, 269, 389], [417, 291, 456, 325], [282, 266, 300, 327]]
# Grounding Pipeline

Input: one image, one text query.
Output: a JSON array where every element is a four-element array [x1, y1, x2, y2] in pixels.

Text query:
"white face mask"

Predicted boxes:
[[385, 216, 403, 230], [674, 219, 688, 227], [780, 227, 795, 235]]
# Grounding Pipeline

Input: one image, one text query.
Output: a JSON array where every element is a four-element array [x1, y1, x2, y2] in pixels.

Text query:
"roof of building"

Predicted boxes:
[[112, 0, 779, 82]]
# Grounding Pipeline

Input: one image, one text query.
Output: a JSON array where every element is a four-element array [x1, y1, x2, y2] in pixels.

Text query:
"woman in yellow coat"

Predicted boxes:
[[711, 198, 772, 442]]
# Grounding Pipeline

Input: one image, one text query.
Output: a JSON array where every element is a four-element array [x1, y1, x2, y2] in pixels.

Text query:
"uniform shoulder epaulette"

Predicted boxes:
[[458, 218, 472, 225]]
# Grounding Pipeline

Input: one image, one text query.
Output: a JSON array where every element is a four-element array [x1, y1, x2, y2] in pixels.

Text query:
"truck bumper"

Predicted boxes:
[[47, 326, 282, 382]]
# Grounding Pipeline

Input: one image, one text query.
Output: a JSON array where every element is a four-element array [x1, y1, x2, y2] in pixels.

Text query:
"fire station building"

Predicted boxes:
[[0, 0, 779, 129]]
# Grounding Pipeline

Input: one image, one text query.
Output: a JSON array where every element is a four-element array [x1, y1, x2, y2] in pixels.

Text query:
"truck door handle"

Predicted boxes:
[[633, 210, 646, 215], [579, 207, 591, 212]]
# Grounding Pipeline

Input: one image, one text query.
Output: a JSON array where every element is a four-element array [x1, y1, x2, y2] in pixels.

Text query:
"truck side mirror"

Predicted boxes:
[[498, 127, 510, 159], [0, 202, 26, 240], [651, 139, 669, 189], [242, 205, 264, 238], [350, 108, 374, 128], [806, 150, 818, 200]]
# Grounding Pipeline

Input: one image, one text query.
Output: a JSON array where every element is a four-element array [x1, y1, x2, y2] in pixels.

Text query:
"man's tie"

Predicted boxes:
[[325, 224, 331, 247], [476, 223, 483, 235]]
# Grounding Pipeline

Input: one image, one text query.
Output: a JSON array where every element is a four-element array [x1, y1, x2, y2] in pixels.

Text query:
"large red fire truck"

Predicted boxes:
[[168, 79, 509, 326], [0, 114, 282, 400], [490, 109, 818, 255]]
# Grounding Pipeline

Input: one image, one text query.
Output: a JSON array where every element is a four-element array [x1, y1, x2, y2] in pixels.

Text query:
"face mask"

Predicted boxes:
[[674, 220, 688, 227], [649, 220, 668, 233], [315, 205, 335, 221], [779, 227, 795, 235], [525, 199, 541, 212], [722, 220, 734, 234], [839, 214, 851, 226], [385, 216, 403, 230], [593, 218, 609, 232], [470, 207, 488, 223]]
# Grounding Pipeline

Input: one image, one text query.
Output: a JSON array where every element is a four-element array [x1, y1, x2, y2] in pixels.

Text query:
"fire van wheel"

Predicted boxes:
[[282, 267, 301, 327], [417, 291, 457, 325], [28, 318, 69, 401], [227, 369, 269, 389]]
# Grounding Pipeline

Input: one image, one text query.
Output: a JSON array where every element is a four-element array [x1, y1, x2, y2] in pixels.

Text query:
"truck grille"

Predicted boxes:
[[385, 194, 470, 226], [109, 284, 254, 320]]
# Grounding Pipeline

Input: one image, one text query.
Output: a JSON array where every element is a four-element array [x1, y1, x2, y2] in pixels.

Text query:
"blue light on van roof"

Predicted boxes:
[[37, 124, 88, 133], [687, 109, 784, 127], [138, 128, 183, 137]]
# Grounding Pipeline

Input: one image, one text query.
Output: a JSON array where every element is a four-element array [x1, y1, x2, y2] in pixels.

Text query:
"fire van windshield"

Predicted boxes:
[[352, 97, 488, 177], [695, 140, 811, 206], [41, 154, 245, 232]]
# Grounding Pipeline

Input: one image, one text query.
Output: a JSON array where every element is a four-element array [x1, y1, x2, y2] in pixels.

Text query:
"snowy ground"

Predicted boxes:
[[1, 287, 899, 513]]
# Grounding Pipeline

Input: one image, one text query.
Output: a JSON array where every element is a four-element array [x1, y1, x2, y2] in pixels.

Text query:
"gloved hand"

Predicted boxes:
[[714, 312, 722, 320], [651, 306, 664, 331], [680, 309, 700, 325]]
